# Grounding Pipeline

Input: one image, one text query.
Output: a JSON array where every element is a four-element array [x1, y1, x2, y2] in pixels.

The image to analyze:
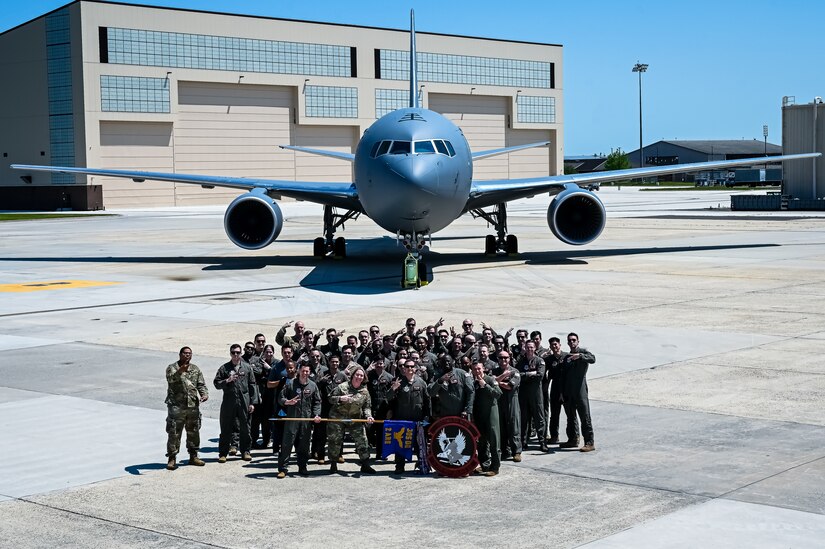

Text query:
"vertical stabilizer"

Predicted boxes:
[[409, 10, 419, 108]]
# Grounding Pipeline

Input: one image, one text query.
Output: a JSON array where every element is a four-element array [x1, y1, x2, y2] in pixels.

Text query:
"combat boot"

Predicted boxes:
[[229, 446, 238, 456], [189, 453, 205, 466], [329, 462, 338, 474], [360, 459, 376, 474], [166, 456, 176, 470], [580, 443, 595, 453], [242, 452, 252, 461], [512, 453, 522, 463], [540, 441, 549, 452], [560, 438, 580, 449]]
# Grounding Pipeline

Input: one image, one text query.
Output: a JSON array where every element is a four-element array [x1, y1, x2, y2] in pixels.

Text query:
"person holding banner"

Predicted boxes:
[[276, 364, 322, 478], [327, 366, 375, 474], [388, 360, 430, 473], [471, 362, 502, 476]]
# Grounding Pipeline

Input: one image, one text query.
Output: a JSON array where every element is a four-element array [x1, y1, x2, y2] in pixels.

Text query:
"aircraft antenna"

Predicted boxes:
[[409, 9, 418, 108]]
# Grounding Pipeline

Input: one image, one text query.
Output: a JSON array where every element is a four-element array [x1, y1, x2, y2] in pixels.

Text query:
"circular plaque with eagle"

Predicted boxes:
[[426, 416, 481, 477]]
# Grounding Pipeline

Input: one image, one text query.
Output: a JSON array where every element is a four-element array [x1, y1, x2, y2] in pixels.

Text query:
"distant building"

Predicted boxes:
[[781, 97, 824, 199], [563, 155, 606, 173], [625, 139, 783, 184]]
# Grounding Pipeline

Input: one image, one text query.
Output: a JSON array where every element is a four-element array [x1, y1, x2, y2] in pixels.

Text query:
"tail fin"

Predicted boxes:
[[409, 9, 418, 108]]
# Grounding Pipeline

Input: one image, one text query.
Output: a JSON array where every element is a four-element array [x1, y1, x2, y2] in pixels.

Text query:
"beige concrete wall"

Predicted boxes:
[[0, 17, 52, 186]]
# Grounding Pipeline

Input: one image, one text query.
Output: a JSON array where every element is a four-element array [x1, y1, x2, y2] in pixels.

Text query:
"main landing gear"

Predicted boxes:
[[471, 202, 518, 257], [313, 206, 359, 259], [399, 232, 429, 289]]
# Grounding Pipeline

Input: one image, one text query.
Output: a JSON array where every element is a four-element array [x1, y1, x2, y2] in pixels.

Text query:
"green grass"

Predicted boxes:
[[0, 213, 114, 222]]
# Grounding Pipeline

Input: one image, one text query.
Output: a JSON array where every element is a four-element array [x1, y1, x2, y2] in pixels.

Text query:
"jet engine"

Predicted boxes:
[[223, 190, 284, 250], [547, 185, 606, 246]]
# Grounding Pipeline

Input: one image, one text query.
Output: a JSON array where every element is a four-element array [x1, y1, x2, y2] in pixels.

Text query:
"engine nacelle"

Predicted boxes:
[[223, 190, 284, 250], [547, 185, 606, 246]]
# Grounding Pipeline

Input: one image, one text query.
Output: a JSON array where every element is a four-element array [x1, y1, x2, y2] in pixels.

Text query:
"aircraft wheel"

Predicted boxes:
[[312, 237, 325, 258], [484, 234, 497, 256], [333, 236, 346, 259], [505, 234, 519, 256]]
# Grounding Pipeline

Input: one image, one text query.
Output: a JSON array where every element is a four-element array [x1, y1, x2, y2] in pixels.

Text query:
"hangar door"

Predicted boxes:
[[428, 93, 551, 181], [175, 81, 295, 205], [98, 121, 174, 208]]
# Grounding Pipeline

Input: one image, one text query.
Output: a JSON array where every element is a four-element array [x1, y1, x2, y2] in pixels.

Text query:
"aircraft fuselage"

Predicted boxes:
[[354, 108, 473, 236]]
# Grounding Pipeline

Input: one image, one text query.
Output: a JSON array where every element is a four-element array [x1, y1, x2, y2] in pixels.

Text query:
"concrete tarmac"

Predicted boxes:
[[1, 187, 824, 547]]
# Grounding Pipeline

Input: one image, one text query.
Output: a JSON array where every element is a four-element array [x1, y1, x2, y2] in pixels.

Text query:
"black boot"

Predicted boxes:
[[360, 459, 376, 474], [330, 461, 338, 474]]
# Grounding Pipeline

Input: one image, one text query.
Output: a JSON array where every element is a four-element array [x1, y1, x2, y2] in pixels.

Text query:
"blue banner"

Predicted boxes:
[[381, 420, 416, 461]]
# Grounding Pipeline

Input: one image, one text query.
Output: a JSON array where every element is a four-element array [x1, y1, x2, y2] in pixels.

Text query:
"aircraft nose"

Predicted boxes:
[[383, 155, 440, 194]]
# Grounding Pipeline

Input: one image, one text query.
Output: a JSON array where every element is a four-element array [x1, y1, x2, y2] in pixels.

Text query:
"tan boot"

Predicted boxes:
[[229, 446, 238, 456], [189, 454, 205, 466], [580, 443, 595, 453], [242, 452, 252, 461], [166, 456, 176, 470]]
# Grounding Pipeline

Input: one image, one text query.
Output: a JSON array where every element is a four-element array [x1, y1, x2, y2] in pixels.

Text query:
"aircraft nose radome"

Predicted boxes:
[[383, 155, 440, 194]]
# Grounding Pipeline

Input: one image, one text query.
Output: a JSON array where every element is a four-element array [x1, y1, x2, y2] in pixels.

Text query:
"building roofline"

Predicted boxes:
[[1, 0, 563, 48]]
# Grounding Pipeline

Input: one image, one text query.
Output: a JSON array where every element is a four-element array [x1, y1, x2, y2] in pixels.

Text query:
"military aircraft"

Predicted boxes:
[[13, 11, 820, 288]]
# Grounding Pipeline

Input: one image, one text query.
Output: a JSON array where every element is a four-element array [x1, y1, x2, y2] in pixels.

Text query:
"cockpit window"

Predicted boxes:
[[370, 141, 382, 158], [376, 140, 391, 157], [434, 140, 449, 156], [444, 140, 456, 157], [390, 141, 411, 154], [414, 140, 436, 154]]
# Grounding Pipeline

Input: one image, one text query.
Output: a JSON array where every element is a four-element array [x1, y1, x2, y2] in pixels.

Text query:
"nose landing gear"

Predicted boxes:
[[399, 232, 429, 289]]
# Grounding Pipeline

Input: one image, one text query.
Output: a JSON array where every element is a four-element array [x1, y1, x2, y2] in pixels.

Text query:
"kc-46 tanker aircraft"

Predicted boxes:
[[13, 11, 820, 288]]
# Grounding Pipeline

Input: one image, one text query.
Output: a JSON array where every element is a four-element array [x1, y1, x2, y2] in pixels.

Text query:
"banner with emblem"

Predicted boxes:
[[381, 420, 416, 461]]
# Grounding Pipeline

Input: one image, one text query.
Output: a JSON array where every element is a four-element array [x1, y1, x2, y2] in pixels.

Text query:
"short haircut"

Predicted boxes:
[[254, 333, 265, 340], [341, 345, 355, 353], [549, 337, 560, 345], [230, 343, 241, 352], [326, 328, 336, 335], [568, 332, 579, 340], [281, 344, 293, 352], [179, 346, 192, 355], [530, 330, 542, 339]]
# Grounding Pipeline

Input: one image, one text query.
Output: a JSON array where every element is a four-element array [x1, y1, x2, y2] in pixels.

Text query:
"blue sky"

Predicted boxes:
[[3, 0, 823, 156]]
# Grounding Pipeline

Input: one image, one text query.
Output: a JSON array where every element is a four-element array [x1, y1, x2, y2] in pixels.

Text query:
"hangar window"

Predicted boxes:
[[305, 85, 357, 118], [101, 76, 170, 113], [517, 95, 556, 124], [104, 27, 353, 78], [414, 140, 436, 154], [389, 141, 411, 154], [378, 49, 554, 89]]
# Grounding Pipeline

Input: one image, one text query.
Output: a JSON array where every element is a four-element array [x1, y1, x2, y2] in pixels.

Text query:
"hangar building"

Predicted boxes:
[[0, 1, 563, 209]]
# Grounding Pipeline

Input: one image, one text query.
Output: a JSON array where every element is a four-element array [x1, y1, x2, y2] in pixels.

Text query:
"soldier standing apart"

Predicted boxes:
[[517, 341, 548, 452], [471, 362, 502, 476], [562, 333, 597, 452], [389, 360, 430, 474], [165, 346, 208, 470], [277, 364, 322, 478], [214, 344, 259, 463], [493, 351, 522, 462], [327, 366, 376, 474]]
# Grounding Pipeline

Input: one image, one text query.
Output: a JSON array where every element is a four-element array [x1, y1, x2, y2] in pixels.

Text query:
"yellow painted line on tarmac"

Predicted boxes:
[[0, 280, 122, 293]]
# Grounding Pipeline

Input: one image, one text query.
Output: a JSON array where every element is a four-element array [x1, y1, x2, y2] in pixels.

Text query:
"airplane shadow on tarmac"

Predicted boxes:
[[0, 238, 779, 296]]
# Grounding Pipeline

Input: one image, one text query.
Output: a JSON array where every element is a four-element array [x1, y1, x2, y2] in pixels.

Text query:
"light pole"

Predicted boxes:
[[632, 62, 648, 168], [763, 124, 769, 175]]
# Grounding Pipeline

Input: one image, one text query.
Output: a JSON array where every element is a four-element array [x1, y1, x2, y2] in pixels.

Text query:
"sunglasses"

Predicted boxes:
[[231, 350, 242, 355]]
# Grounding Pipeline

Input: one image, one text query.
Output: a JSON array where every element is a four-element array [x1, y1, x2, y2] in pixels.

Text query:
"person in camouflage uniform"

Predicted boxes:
[[277, 363, 322, 478], [327, 366, 376, 474], [165, 346, 209, 470]]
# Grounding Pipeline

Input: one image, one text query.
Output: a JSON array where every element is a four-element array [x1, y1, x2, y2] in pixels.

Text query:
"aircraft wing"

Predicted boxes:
[[278, 145, 355, 162], [472, 141, 550, 160], [466, 153, 820, 210], [11, 164, 361, 211]]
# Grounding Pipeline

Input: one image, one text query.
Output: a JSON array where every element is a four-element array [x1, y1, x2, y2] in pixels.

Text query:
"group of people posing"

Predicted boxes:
[[164, 317, 597, 477]]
